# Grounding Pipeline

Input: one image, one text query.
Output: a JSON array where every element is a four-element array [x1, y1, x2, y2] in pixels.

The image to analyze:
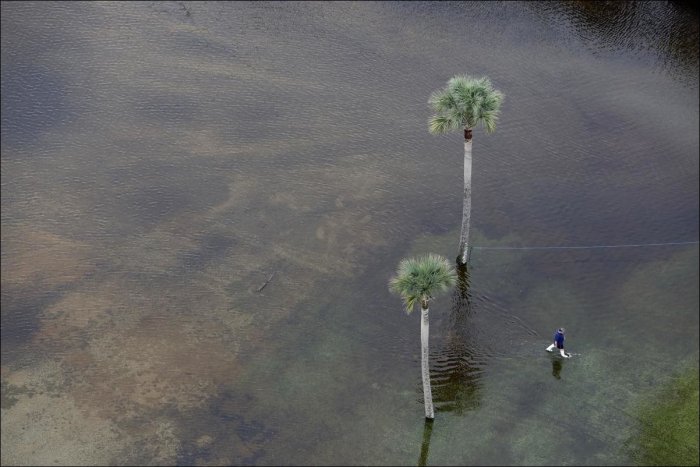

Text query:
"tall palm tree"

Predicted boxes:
[[429, 75, 504, 265], [389, 254, 457, 419]]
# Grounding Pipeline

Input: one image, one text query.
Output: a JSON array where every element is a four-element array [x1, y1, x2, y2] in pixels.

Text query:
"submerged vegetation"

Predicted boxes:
[[631, 366, 699, 466]]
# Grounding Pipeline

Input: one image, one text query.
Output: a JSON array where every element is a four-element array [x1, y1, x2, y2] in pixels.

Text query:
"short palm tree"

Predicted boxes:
[[429, 75, 504, 265], [389, 254, 457, 419]]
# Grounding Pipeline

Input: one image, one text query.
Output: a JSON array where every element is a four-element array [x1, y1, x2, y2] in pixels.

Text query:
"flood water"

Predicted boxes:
[[1, 1, 698, 465]]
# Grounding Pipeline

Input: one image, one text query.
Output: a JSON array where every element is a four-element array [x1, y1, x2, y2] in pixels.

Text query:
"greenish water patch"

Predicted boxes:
[[0, 382, 27, 409], [630, 366, 699, 466], [388, 228, 699, 465]]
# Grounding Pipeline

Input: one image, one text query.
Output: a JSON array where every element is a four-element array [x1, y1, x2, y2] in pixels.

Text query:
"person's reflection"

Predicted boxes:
[[551, 358, 563, 379]]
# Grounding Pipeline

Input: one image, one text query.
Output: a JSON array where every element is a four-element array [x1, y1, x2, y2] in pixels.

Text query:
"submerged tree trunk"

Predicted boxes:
[[457, 128, 473, 265], [420, 303, 434, 419]]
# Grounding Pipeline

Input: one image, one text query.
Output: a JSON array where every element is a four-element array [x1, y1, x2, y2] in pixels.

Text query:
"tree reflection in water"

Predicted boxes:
[[417, 264, 484, 465], [431, 263, 484, 415], [417, 418, 433, 467]]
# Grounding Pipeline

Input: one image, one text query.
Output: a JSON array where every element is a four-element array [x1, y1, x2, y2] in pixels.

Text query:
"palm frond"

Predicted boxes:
[[428, 74, 504, 135], [389, 271, 419, 313], [428, 89, 458, 113], [428, 114, 459, 135], [481, 111, 498, 133], [389, 254, 457, 313], [448, 75, 471, 93]]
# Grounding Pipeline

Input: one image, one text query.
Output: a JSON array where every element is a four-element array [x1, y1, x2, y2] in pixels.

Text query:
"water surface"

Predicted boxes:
[[2, 1, 698, 465]]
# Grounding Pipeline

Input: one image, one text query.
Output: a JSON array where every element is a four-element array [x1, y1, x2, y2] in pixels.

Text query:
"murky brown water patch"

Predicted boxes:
[[1, 392, 129, 466], [1, 145, 407, 464], [1, 229, 96, 290]]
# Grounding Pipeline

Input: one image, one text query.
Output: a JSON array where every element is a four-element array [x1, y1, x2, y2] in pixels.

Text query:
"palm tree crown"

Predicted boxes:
[[428, 75, 504, 135], [389, 254, 457, 312]]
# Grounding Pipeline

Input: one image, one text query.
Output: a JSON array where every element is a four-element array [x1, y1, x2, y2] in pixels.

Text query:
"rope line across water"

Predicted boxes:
[[470, 240, 699, 251]]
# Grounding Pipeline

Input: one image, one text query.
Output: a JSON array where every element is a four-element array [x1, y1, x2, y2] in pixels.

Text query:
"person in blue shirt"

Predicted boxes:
[[546, 328, 571, 358]]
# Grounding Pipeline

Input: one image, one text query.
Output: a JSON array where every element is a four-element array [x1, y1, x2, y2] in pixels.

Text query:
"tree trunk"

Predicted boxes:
[[457, 130, 473, 265], [421, 304, 434, 419]]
